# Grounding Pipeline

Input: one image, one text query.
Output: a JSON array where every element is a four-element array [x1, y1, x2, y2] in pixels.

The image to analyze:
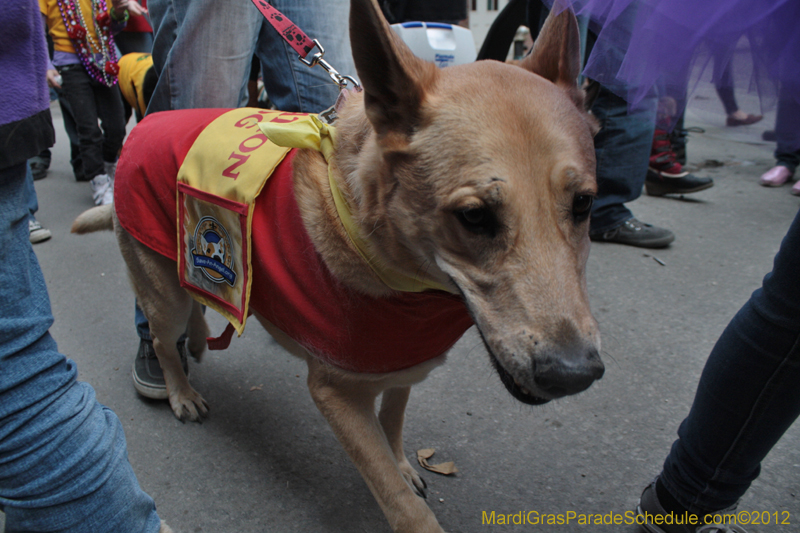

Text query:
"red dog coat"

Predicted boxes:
[[115, 109, 474, 374]]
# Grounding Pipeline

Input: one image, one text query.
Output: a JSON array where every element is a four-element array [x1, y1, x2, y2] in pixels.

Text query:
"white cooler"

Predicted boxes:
[[390, 22, 477, 68]]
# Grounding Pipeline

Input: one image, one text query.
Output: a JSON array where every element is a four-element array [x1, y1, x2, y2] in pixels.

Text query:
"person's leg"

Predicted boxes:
[[258, 0, 356, 113], [94, 83, 127, 166], [29, 147, 50, 180], [24, 163, 38, 218], [0, 163, 162, 533], [589, 86, 651, 233], [761, 84, 800, 187], [24, 163, 52, 244], [713, 60, 739, 116], [147, 0, 260, 113], [135, 304, 152, 341], [657, 211, 800, 514], [774, 84, 800, 175], [55, 88, 86, 180], [57, 65, 105, 180], [476, 0, 528, 61], [587, 85, 677, 247]]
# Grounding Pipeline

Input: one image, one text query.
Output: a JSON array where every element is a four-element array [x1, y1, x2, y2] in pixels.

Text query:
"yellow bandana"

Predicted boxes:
[[258, 115, 453, 294]]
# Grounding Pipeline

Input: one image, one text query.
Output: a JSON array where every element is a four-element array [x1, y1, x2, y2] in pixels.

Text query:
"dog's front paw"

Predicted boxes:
[[169, 387, 209, 422], [399, 457, 428, 499]]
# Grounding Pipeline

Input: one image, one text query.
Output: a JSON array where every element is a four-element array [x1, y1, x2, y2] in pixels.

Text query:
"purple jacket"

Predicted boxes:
[[0, 0, 54, 170]]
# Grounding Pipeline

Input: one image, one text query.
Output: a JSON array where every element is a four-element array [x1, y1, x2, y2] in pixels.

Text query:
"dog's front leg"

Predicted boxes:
[[379, 387, 427, 498], [306, 359, 444, 533]]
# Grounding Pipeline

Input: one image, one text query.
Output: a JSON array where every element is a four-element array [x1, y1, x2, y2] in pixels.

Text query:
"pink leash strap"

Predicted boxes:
[[251, 0, 316, 58]]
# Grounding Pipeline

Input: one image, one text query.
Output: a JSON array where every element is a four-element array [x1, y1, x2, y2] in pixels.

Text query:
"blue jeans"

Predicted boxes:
[[138, 0, 355, 340], [660, 209, 800, 513], [147, 0, 354, 114], [0, 163, 162, 532], [25, 163, 37, 217], [589, 85, 657, 234]]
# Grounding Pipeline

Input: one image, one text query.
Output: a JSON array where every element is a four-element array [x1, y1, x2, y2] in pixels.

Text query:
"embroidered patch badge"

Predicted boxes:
[[179, 186, 248, 327], [191, 216, 236, 286]]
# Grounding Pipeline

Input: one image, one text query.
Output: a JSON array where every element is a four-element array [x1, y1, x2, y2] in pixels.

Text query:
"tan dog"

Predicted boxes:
[[72, 0, 602, 531]]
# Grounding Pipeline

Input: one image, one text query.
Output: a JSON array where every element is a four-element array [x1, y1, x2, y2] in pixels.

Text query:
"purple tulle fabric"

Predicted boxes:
[[548, 0, 800, 148]]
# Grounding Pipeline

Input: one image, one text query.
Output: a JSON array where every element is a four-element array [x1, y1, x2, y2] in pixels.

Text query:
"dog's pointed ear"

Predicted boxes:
[[349, 0, 439, 147], [518, 5, 585, 110]]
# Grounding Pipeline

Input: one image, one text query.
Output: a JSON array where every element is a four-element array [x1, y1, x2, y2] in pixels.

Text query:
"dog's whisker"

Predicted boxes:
[[600, 349, 619, 369]]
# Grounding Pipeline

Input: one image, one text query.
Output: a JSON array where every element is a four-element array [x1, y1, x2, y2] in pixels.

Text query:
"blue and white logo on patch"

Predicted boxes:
[[191, 216, 236, 286]]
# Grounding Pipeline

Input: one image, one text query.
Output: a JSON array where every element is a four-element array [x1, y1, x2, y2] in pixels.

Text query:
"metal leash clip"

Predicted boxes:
[[299, 39, 361, 90]]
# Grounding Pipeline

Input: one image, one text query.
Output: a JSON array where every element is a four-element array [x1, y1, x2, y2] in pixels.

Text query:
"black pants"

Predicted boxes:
[[57, 64, 126, 180]]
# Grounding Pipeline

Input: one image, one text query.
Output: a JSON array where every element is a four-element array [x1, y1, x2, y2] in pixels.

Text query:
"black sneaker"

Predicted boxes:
[[636, 479, 749, 533], [132, 338, 189, 400], [590, 218, 675, 248], [645, 169, 714, 197], [29, 157, 50, 181]]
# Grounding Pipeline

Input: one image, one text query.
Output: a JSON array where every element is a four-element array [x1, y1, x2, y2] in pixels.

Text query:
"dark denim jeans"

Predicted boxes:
[[56, 64, 126, 180], [589, 85, 657, 234], [0, 163, 161, 532], [660, 210, 800, 513]]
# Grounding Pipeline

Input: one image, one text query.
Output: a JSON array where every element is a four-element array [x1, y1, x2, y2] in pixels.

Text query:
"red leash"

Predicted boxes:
[[250, 0, 359, 90], [250, 0, 316, 58]]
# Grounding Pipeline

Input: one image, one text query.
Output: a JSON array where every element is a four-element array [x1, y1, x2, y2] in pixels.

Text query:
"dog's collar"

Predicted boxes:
[[258, 115, 453, 294]]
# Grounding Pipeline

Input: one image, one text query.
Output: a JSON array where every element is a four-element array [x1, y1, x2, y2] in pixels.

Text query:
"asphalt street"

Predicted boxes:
[[5, 86, 799, 532]]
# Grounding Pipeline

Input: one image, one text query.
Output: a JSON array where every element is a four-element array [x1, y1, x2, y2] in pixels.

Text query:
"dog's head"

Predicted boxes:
[[345, 0, 602, 404]]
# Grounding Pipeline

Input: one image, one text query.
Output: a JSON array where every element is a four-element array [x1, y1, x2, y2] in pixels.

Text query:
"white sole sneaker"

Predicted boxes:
[[29, 218, 52, 244], [90, 174, 114, 205]]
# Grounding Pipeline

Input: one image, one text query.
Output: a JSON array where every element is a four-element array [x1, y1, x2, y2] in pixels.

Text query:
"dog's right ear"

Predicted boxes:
[[518, 4, 585, 111], [349, 0, 439, 148]]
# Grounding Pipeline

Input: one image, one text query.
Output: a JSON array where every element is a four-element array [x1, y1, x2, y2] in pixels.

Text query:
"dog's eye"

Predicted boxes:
[[455, 207, 497, 237], [572, 194, 594, 221]]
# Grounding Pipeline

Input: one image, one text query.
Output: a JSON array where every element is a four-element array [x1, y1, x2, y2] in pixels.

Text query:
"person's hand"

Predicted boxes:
[[46, 69, 61, 89], [127, 0, 147, 16], [110, 0, 129, 19]]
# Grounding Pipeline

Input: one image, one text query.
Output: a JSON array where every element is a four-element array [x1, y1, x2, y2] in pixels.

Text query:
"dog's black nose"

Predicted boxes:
[[533, 347, 604, 397]]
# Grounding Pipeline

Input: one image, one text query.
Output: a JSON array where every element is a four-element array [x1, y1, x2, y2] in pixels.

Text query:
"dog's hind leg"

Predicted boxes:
[[146, 291, 209, 422], [379, 387, 427, 498], [306, 359, 444, 533], [184, 300, 209, 363]]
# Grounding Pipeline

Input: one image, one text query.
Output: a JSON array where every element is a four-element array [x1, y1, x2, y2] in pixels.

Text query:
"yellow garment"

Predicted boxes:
[[40, 0, 111, 54], [178, 109, 293, 334], [118, 53, 153, 116], [258, 114, 453, 294]]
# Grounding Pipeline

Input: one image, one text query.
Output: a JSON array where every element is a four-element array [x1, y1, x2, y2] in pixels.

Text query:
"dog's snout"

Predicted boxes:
[[533, 347, 604, 397]]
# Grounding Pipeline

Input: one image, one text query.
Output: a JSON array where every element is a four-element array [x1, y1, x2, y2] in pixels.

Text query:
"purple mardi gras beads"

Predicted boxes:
[[55, 0, 119, 86]]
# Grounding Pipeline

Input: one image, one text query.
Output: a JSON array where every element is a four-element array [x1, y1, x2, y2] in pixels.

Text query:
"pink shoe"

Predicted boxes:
[[760, 165, 792, 187], [792, 180, 800, 196]]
